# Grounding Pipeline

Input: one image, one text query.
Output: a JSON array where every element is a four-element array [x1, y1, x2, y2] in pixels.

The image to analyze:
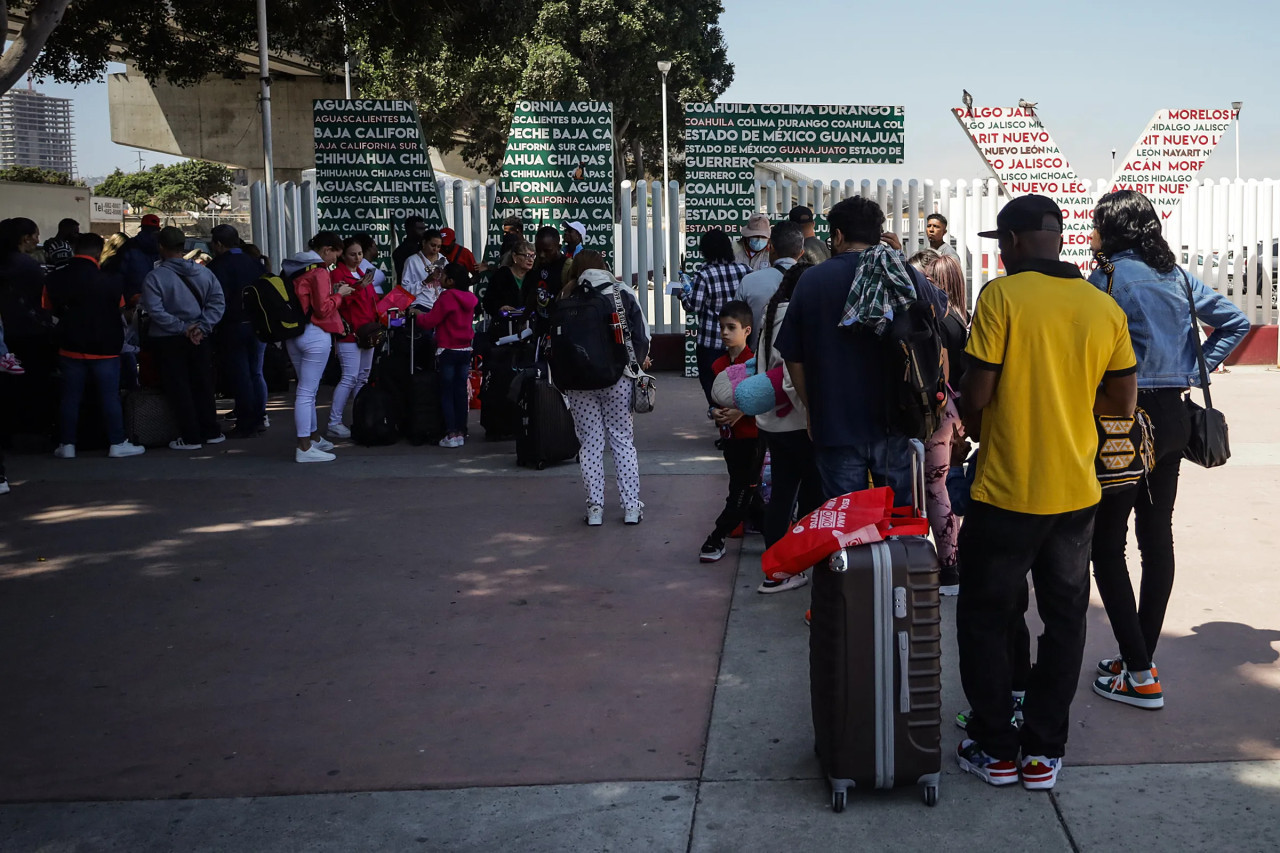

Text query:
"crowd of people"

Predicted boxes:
[[678, 192, 1249, 792], [0, 190, 1253, 793]]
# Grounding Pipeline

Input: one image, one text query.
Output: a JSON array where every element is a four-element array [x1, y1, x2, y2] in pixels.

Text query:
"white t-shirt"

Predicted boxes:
[[401, 252, 446, 309]]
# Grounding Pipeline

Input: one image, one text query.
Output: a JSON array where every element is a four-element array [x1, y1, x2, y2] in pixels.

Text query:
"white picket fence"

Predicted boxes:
[[253, 176, 1280, 336]]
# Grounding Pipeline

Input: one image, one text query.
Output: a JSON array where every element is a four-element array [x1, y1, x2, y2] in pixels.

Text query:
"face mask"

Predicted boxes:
[[748, 237, 767, 252]]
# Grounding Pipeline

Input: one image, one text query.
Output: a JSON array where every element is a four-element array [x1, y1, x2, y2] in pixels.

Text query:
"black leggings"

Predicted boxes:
[[1091, 388, 1191, 672]]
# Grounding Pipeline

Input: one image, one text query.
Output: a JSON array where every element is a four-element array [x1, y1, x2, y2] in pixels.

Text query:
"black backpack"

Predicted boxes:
[[883, 299, 948, 440], [548, 281, 627, 391], [243, 264, 318, 343]]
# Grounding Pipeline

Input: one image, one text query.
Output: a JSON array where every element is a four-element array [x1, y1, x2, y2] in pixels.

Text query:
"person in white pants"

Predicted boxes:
[[560, 261, 650, 526], [281, 232, 349, 462]]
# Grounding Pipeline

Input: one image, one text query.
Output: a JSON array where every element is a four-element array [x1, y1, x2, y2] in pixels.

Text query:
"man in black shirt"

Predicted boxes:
[[392, 215, 428, 283]]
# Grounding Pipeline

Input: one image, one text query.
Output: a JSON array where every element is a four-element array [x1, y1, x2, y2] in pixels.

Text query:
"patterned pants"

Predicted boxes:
[[565, 376, 642, 510], [925, 397, 964, 569]]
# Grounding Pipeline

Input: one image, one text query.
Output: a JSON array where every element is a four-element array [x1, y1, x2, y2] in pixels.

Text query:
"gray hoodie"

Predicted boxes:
[[141, 257, 226, 337], [281, 250, 324, 279]]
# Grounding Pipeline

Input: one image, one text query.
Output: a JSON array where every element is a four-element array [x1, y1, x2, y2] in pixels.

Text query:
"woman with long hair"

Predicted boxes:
[[327, 237, 379, 438], [99, 232, 129, 272], [559, 252, 649, 526], [282, 231, 349, 462], [755, 262, 825, 592], [413, 262, 479, 448], [924, 252, 968, 594], [1087, 190, 1249, 709]]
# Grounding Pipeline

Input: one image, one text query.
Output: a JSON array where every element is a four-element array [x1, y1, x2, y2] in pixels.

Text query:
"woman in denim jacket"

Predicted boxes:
[[1086, 190, 1249, 710]]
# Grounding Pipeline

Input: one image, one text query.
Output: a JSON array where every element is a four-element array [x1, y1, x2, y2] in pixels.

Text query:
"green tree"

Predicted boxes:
[[359, 0, 733, 181], [0, 164, 83, 185], [96, 162, 235, 215], [0, 1, 73, 94]]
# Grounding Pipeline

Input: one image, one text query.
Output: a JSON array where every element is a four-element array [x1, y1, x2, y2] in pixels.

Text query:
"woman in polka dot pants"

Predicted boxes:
[[562, 262, 650, 527], [566, 375, 643, 524]]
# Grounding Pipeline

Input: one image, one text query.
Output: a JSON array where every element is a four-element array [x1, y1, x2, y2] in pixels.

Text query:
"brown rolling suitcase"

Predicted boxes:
[[809, 439, 942, 811]]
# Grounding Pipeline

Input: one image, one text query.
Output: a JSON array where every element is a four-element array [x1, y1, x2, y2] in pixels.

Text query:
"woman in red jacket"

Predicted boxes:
[[414, 263, 478, 448], [283, 231, 349, 463], [327, 237, 379, 438]]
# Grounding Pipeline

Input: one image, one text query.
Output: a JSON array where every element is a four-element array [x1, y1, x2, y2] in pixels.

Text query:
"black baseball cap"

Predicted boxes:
[[787, 205, 815, 224], [977, 194, 1064, 238]]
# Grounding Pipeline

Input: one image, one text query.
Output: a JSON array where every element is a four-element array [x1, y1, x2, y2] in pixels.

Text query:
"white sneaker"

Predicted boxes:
[[263, 416, 271, 428], [296, 445, 336, 463], [53, 444, 76, 459], [205, 433, 227, 445], [328, 423, 351, 439], [758, 571, 810, 595], [313, 437, 336, 452], [108, 441, 146, 458], [0, 478, 8, 495], [169, 439, 202, 451], [624, 503, 644, 525], [585, 504, 604, 526]]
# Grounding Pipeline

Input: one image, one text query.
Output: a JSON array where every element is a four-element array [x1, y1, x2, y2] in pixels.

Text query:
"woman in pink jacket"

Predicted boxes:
[[283, 231, 350, 463], [414, 263, 478, 448]]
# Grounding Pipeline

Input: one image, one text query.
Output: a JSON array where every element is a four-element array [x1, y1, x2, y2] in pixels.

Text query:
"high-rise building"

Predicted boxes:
[[0, 88, 76, 177]]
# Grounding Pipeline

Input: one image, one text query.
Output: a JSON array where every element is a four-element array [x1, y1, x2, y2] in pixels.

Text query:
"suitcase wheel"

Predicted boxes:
[[922, 784, 938, 807], [831, 790, 846, 813]]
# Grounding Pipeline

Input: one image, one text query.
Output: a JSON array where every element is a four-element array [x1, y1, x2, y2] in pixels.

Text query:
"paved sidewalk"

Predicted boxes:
[[2, 369, 1279, 851]]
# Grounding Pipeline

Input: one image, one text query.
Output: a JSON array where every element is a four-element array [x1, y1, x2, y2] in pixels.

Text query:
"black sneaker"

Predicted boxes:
[[699, 535, 726, 563]]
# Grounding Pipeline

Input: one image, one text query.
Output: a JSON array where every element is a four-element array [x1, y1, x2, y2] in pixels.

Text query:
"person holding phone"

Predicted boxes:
[[328, 237, 380, 439], [282, 231, 349, 462]]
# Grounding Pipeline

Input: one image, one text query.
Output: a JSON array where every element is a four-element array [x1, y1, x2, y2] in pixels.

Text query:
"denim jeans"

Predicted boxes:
[[217, 321, 267, 429], [813, 433, 916, 502], [957, 500, 1097, 760], [437, 348, 472, 434], [59, 355, 124, 446]]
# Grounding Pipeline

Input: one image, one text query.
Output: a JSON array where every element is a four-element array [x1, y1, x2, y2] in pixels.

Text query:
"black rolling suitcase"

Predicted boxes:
[[351, 355, 401, 447], [381, 323, 446, 446], [809, 439, 942, 811], [481, 323, 533, 440], [515, 362, 579, 470]]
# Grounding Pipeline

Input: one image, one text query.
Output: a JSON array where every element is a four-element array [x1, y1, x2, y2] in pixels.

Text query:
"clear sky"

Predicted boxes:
[[26, 0, 1280, 181]]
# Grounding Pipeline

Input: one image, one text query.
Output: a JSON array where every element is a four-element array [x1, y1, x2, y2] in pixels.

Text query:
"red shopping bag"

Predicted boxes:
[[761, 487, 929, 581], [376, 285, 415, 324]]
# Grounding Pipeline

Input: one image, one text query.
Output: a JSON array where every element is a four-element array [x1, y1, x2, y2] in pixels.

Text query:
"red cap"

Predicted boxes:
[[440, 227, 456, 245], [141, 214, 161, 228]]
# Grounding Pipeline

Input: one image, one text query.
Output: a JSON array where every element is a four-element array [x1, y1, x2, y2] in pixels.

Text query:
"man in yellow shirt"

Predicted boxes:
[[955, 195, 1137, 792]]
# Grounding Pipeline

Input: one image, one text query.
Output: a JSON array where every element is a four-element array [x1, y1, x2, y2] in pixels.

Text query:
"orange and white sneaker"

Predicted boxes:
[[1097, 657, 1158, 679], [1020, 754, 1062, 790], [1093, 669, 1164, 709]]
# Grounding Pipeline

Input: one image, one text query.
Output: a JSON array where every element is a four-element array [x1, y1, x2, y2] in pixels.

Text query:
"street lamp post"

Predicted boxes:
[[1232, 101, 1243, 180], [657, 60, 672, 207]]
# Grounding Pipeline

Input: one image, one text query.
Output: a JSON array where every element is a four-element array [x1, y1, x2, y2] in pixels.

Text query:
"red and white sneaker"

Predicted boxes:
[[1020, 754, 1062, 790], [956, 739, 1018, 786], [0, 353, 24, 375]]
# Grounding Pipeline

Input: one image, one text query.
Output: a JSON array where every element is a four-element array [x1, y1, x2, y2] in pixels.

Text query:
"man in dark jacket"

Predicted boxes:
[[392, 215, 428, 283], [44, 232, 145, 459], [208, 224, 268, 437], [121, 213, 162, 305]]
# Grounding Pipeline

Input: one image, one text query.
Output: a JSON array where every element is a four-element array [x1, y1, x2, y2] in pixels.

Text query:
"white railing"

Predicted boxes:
[[253, 176, 1280, 334]]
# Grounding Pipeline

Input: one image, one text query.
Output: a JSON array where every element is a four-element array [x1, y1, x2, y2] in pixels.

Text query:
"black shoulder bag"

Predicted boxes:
[[1180, 268, 1231, 468]]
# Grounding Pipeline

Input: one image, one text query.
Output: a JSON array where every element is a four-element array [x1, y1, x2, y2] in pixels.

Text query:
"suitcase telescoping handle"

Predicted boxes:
[[908, 437, 926, 517]]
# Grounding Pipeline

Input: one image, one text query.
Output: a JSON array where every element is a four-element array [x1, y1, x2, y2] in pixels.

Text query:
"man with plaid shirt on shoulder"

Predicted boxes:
[[681, 228, 751, 405]]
